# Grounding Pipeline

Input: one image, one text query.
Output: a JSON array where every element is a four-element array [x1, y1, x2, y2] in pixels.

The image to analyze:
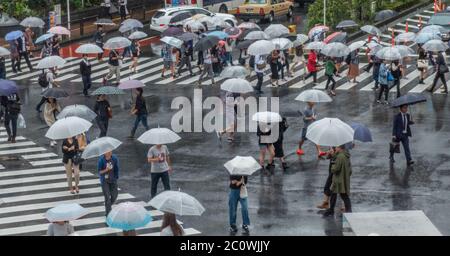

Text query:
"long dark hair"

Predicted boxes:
[[161, 212, 183, 236]]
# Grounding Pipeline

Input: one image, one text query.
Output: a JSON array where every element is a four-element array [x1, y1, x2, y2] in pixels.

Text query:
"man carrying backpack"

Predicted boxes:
[[2, 93, 21, 143], [36, 68, 59, 112]]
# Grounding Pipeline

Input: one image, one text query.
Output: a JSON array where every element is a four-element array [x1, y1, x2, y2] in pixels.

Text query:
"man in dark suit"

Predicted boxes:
[[390, 104, 414, 165], [428, 51, 448, 94], [80, 54, 92, 96]]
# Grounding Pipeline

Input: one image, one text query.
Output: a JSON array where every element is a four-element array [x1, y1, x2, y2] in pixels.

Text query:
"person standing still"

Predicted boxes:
[[80, 54, 92, 96], [128, 88, 149, 138], [103, 49, 122, 85], [98, 151, 120, 215], [147, 144, 172, 198], [94, 95, 112, 137], [390, 104, 414, 166], [228, 175, 250, 235]]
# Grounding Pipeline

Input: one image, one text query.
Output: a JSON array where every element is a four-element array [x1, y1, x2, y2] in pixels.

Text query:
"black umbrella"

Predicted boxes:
[[391, 93, 427, 108], [236, 40, 256, 50], [169, 11, 193, 24], [336, 20, 358, 29], [194, 35, 220, 52], [375, 10, 397, 22], [41, 88, 69, 98], [161, 26, 184, 37], [238, 27, 261, 40]]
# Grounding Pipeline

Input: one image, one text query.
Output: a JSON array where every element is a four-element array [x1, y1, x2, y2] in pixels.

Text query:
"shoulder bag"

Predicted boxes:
[[239, 177, 248, 199]]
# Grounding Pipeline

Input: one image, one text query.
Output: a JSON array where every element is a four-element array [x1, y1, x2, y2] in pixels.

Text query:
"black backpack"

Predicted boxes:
[[38, 71, 49, 88]]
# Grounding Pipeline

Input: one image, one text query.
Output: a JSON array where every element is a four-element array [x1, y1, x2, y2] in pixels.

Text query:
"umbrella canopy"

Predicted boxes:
[[244, 31, 270, 40], [48, 26, 71, 35], [41, 88, 69, 99], [57, 104, 97, 121], [160, 36, 183, 48], [306, 118, 354, 147], [177, 32, 198, 42], [0, 80, 18, 96], [35, 33, 54, 44], [293, 34, 309, 47], [194, 35, 220, 52], [128, 31, 148, 40], [221, 78, 253, 93], [224, 156, 261, 176], [220, 66, 250, 78], [106, 202, 152, 231], [252, 111, 282, 123], [321, 42, 350, 57], [169, 11, 193, 24], [304, 41, 326, 51], [421, 25, 447, 35], [5, 31, 23, 41], [376, 46, 402, 61], [238, 22, 260, 30], [394, 45, 414, 58], [264, 24, 290, 39], [207, 31, 229, 39], [122, 18, 144, 29], [183, 20, 205, 32], [271, 38, 293, 50], [295, 89, 333, 103], [94, 18, 115, 26], [20, 17, 45, 28], [162, 26, 184, 37], [149, 191, 205, 216], [36, 56, 66, 69], [104, 37, 132, 50], [348, 41, 366, 52], [211, 16, 231, 29], [415, 32, 441, 44], [248, 40, 275, 56], [422, 39, 449, 52], [137, 127, 181, 145], [75, 44, 103, 54], [118, 79, 145, 90], [81, 136, 122, 159], [224, 27, 241, 38], [119, 24, 134, 33], [390, 93, 427, 108], [0, 47, 11, 57], [91, 86, 125, 95], [350, 122, 372, 142], [45, 203, 89, 222], [239, 27, 261, 40], [336, 20, 358, 29], [395, 32, 416, 43], [235, 39, 255, 50], [45, 116, 92, 140], [375, 10, 397, 22], [308, 25, 329, 39], [324, 32, 347, 44], [361, 25, 381, 36]]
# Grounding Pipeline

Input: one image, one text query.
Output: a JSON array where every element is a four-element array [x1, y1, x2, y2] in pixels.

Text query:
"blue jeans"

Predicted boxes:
[[228, 188, 250, 227], [151, 171, 171, 198], [131, 114, 149, 136]]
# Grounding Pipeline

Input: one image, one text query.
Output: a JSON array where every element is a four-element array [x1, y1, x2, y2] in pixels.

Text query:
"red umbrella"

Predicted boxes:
[[324, 32, 347, 44]]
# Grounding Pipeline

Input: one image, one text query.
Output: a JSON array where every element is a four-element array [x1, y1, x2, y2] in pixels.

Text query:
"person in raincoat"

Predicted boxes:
[[304, 50, 318, 83], [323, 145, 352, 217]]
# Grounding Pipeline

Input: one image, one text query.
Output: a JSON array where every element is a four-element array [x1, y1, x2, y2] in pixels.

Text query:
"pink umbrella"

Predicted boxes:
[[118, 79, 145, 90], [48, 26, 71, 35]]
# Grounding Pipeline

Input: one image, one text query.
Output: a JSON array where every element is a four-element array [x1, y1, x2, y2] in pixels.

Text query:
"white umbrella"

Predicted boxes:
[[0, 47, 11, 56], [75, 44, 104, 54], [45, 203, 89, 222], [160, 36, 183, 49], [36, 56, 66, 69], [244, 31, 270, 40], [210, 16, 230, 28], [220, 66, 249, 78], [295, 89, 332, 103], [128, 31, 148, 40], [106, 202, 152, 231], [57, 104, 97, 121], [122, 18, 144, 29], [238, 22, 260, 30], [394, 45, 414, 58], [305, 41, 326, 51], [395, 32, 416, 43], [375, 46, 402, 61], [264, 24, 289, 38], [348, 41, 366, 52], [20, 17, 45, 28], [422, 39, 449, 52], [271, 38, 293, 50], [104, 37, 132, 50], [45, 116, 92, 140], [81, 137, 122, 159], [248, 40, 276, 56], [48, 26, 71, 35], [296, 34, 309, 44], [183, 19, 205, 32], [224, 156, 261, 176], [149, 191, 205, 216], [360, 25, 381, 36], [137, 127, 181, 145], [321, 42, 350, 57], [252, 111, 282, 123], [306, 118, 354, 147], [221, 78, 253, 93]]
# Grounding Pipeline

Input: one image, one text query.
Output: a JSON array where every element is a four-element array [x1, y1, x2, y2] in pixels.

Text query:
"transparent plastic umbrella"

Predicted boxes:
[[375, 47, 402, 61], [238, 22, 260, 30], [308, 25, 329, 38], [224, 156, 261, 176], [48, 26, 71, 35], [106, 202, 152, 231], [128, 31, 148, 40], [20, 17, 45, 28], [81, 136, 122, 159], [264, 24, 290, 39], [45, 203, 89, 222], [395, 32, 416, 43], [94, 18, 115, 26], [415, 32, 441, 44], [244, 31, 270, 40], [104, 37, 132, 50], [91, 86, 125, 95], [220, 66, 250, 78], [220, 78, 253, 93], [421, 25, 447, 34], [119, 24, 134, 33], [348, 41, 366, 52], [336, 20, 358, 29], [295, 89, 333, 103], [247, 40, 276, 56], [293, 34, 309, 47], [252, 111, 282, 123], [75, 44, 103, 54], [36, 56, 66, 69], [321, 42, 350, 57], [394, 45, 414, 58], [45, 116, 92, 140], [375, 10, 397, 22], [0, 47, 11, 57], [160, 36, 183, 49], [57, 104, 97, 121], [422, 39, 449, 52], [35, 33, 55, 44], [118, 79, 145, 90], [137, 127, 181, 145], [304, 41, 326, 51], [41, 88, 69, 99], [149, 191, 205, 216], [361, 25, 381, 36], [306, 118, 354, 147], [271, 38, 293, 50], [121, 18, 144, 29], [183, 20, 205, 32]]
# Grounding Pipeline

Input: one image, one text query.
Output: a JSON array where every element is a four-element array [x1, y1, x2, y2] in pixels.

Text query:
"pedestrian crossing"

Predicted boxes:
[[0, 129, 201, 236]]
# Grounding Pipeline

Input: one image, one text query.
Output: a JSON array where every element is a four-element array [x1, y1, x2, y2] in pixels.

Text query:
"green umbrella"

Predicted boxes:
[[91, 86, 125, 96]]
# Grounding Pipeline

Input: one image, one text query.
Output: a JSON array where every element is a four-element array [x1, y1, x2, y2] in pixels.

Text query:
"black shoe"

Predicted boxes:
[[7, 136, 11, 142], [282, 162, 289, 170], [36, 108, 42, 113], [266, 163, 274, 169], [389, 157, 395, 163], [419, 80, 425, 84], [426, 89, 433, 93], [407, 161, 415, 166], [372, 86, 378, 90], [323, 210, 334, 217], [242, 225, 249, 234], [230, 225, 238, 233]]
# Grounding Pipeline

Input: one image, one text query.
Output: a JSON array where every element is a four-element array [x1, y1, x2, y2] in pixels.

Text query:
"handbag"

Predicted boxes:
[[389, 141, 400, 154], [387, 71, 394, 82], [417, 59, 427, 69], [107, 107, 112, 119], [72, 151, 84, 165], [239, 177, 248, 199], [439, 64, 449, 73]]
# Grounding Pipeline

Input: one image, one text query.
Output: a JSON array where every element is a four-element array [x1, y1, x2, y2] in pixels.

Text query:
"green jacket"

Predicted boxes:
[[331, 150, 352, 194], [325, 60, 336, 76]]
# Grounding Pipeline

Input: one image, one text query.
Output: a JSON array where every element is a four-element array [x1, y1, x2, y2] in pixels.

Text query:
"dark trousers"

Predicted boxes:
[[131, 114, 149, 136], [5, 114, 18, 138], [324, 172, 333, 197], [390, 79, 401, 98], [329, 193, 352, 212], [178, 56, 193, 75], [378, 84, 389, 101], [36, 96, 47, 111], [11, 57, 20, 72], [305, 71, 317, 83], [255, 72, 264, 93], [431, 72, 448, 92], [120, 6, 127, 21], [325, 75, 336, 90], [18, 52, 33, 71], [101, 181, 118, 216], [97, 118, 109, 137], [390, 136, 412, 162], [197, 51, 204, 66], [82, 75, 92, 96], [150, 171, 171, 198], [365, 62, 373, 72], [0, 68, 6, 79]]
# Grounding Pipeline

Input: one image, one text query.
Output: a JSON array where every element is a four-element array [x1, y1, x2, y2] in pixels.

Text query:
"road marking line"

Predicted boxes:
[[21, 152, 58, 160]]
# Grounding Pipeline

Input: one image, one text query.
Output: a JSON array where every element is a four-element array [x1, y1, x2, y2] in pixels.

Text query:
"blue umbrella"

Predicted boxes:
[[106, 202, 152, 231], [35, 33, 55, 44], [350, 122, 372, 142], [45, 203, 89, 222], [0, 80, 18, 96], [5, 30, 23, 41], [207, 31, 229, 39], [391, 93, 427, 108]]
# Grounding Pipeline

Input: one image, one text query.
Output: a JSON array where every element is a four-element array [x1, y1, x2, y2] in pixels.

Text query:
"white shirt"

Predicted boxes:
[[402, 113, 408, 134], [203, 51, 212, 64], [45, 71, 55, 91], [254, 55, 265, 73]]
